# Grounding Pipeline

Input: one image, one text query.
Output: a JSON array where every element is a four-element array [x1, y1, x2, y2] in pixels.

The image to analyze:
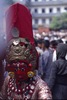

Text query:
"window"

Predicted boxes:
[[42, 9, 45, 13], [57, 8, 60, 12], [65, 7, 67, 10], [34, 9, 38, 13], [49, 8, 53, 13], [28, 0, 31, 1], [42, 19, 45, 23], [35, 19, 38, 24], [48, 0, 53, 1]]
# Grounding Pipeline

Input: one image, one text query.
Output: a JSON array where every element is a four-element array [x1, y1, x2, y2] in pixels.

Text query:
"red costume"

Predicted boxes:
[[0, 3, 52, 100]]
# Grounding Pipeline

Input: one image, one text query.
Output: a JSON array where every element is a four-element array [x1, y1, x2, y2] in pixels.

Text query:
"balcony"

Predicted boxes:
[[32, 13, 62, 18], [30, 0, 67, 7]]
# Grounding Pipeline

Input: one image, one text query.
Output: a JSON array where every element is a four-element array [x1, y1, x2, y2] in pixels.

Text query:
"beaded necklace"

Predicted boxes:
[[7, 78, 36, 100]]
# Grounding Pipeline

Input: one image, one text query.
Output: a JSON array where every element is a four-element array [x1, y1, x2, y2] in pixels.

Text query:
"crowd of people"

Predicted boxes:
[[34, 37, 67, 99]]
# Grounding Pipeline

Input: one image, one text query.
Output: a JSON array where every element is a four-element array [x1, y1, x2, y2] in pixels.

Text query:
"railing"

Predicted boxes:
[[32, 13, 62, 18], [30, 1, 67, 6]]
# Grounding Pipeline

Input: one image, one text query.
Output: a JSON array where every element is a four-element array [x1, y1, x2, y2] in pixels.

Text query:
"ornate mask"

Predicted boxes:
[[5, 3, 38, 82], [6, 29, 37, 81]]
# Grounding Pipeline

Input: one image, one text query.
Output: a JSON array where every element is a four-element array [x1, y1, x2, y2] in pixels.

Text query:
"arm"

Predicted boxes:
[[47, 62, 57, 90], [1, 76, 10, 99], [38, 55, 44, 77], [41, 53, 49, 80], [38, 52, 49, 77], [38, 79, 52, 100]]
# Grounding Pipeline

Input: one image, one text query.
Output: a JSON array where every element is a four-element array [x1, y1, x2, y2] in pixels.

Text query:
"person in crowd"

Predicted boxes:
[[50, 40, 58, 52], [50, 39, 63, 62], [38, 40, 53, 82], [35, 39, 43, 56], [57, 39, 63, 44], [50, 40, 58, 62], [47, 43, 67, 99], [0, 3, 52, 100]]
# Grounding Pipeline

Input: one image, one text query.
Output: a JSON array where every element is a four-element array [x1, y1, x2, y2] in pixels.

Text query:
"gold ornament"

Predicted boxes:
[[6, 38, 37, 69], [27, 71, 35, 78], [8, 72, 15, 78]]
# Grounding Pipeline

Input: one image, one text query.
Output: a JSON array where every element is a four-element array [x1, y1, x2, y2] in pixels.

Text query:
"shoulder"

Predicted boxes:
[[35, 76, 52, 99], [4, 75, 10, 86], [42, 51, 49, 58], [35, 76, 50, 89]]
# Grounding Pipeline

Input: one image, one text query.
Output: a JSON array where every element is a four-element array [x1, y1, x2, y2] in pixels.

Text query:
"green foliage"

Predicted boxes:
[[50, 13, 67, 30]]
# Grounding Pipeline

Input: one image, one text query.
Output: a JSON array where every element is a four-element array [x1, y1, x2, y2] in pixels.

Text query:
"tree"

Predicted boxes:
[[50, 13, 67, 30]]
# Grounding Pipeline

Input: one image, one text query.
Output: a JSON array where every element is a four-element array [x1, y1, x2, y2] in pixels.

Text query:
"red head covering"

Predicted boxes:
[[6, 3, 34, 44], [5, 3, 38, 82]]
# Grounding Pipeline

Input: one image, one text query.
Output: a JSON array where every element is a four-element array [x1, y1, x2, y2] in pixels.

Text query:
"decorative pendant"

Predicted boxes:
[[30, 85, 35, 90], [7, 78, 36, 100]]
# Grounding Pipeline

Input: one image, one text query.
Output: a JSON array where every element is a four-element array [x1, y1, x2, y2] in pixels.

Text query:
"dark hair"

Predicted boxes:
[[37, 39, 43, 44], [57, 39, 63, 44], [35, 39, 43, 46], [66, 41, 67, 44], [50, 40, 58, 49], [43, 40, 50, 48]]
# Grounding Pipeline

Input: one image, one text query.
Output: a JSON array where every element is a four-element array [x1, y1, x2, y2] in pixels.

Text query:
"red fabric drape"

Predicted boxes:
[[6, 3, 34, 43]]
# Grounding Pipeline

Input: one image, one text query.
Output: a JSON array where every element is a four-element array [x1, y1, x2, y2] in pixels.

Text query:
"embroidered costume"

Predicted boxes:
[[0, 3, 52, 100]]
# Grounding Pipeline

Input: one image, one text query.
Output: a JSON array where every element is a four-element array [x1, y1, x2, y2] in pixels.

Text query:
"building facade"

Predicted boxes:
[[3, 0, 67, 30], [28, 0, 67, 29]]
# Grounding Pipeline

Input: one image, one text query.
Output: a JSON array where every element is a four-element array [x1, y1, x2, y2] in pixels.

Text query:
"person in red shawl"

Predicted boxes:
[[0, 3, 52, 100]]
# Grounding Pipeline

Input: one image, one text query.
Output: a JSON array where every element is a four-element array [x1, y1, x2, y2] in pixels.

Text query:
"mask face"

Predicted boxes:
[[6, 60, 32, 81]]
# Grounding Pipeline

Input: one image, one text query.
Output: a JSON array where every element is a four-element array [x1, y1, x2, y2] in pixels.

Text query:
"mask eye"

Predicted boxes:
[[21, 68, 25, 71], [15, 67, 18, 71], [13, 63, 16, 67], [20, 63, 27, 68], [21, 63, 25, 65]]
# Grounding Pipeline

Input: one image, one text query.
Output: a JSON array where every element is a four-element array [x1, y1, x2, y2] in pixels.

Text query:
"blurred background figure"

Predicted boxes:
[[47, 43, 67, 100], [38, 40, 53, 82], [50, 40, 58, 62], [35, 39, 43, 56]]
